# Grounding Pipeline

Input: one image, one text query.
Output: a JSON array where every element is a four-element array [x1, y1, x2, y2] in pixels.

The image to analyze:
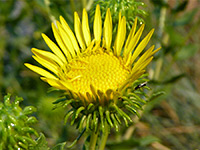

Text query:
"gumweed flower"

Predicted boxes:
[[25, 5, 160, 134]]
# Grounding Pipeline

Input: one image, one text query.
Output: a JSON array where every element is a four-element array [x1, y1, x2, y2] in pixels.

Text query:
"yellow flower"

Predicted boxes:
[[25, 5, 160, 104]]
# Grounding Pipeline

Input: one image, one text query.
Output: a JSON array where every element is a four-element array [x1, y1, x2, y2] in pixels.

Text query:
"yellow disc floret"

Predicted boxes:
[[67, 51, 130, 94]]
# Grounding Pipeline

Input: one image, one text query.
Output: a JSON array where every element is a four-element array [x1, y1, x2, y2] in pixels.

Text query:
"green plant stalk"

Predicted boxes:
[[154, 0, 167, 80], [81, 0, 87, 9], [89, 128, 99, 150], [86, 0, 94, 10], [70, 0, 76, 14], [99, 121, 109, 150], [44, 0, 56, 22]]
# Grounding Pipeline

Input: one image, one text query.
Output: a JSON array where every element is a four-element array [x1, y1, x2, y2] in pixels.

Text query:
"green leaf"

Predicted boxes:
[[52, 97, 67, 104], [149, 91, 165, 102], [23, 106, 37, 115], [173, 8, 198, 26], [139, 135, 160, 146], [51, 142, 66, 150], [31, 133, 49, 150], [175, 44, 199, 60], [163, 74, 185, 84]]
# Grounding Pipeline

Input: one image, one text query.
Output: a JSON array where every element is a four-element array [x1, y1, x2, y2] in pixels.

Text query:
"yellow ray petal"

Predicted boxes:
[[119, 70, 145, 91], [93, 4, 102, 42], [42, 33, 67, 63], [124, 24, 145, 63], [90, 84, 97, 99], [25, 63, 57, 79], [103, 8, 112, 50], [84, 40, 95, 53], [74, 12, 86, 50], [140, 56, 154, 70], [129, 70, 145, 82], [58, 80, 73, 91], [86, 92, 93, 103], [52, 23, 72, 61], [123, 17, 137, 57], [82, 8, 91, 47], [41, 77, 66, 90], [134, 45, 155, 67], [60, 16, 80, 53], [114, 16, 126, 56], [92, 40, 101, 52], [151, 47, 161, 56], [130, 29, 154, 64], [31, 48, 64, 67], [132, 56, 153, 72], [32, 56, 58, 75], [56, 21, 76, 58]]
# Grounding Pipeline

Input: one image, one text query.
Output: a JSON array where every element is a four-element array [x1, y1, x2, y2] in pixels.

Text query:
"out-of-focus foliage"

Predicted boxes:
[[0, 94, 38, 149], [0, 0, 200, 149]]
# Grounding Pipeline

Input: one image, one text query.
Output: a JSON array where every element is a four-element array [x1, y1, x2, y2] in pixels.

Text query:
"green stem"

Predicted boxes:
[[70, 0, 76, 14], [99, 121, 109, 150], [154, 0, 167, 80], [89, 128, 99, 150], [44, 0, 56, 22]]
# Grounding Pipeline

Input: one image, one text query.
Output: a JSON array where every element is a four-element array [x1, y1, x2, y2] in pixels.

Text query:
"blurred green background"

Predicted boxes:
[[0, 0, 200, 149]]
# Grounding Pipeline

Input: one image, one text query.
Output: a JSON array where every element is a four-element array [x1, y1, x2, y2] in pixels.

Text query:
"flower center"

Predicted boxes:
[[67, 52, 130, 94]]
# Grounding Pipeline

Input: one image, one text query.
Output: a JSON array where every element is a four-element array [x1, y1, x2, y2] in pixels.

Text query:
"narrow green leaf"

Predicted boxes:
[[64, 110, 74, 124], [114, 114, 121, 125], [125, 104, 140, 117], [113, 104, 132, 123], [87, 103, 94, 111], [51, 142, 66, 150], [63, 99, 74, 108], [93, 111, 98, 132], [105, 110, 114, 128], [110, 114, 119, 132], [67, 128, 86, 148], [99, 106, 105, 132], [53, 97, 67, 104], [86, 114, 92, 132], [78, 115, 87, 132]]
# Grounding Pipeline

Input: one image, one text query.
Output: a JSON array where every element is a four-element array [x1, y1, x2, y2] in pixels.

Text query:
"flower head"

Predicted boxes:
[[25, 5, 160, 105], [25, 5, 160, 136]]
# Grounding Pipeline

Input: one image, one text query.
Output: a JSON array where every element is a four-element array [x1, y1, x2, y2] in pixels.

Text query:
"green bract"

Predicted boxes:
[[53, 76, 149, 147]]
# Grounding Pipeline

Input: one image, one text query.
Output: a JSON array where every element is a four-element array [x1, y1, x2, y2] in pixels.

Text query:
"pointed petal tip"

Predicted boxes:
[[31, 47, 36, 52], [150, 28, 155, 35], [135, 17, 138, 21], [83, 8, 87, 12], [59, 15, 64, 21], [96, 4, 100, 9], [24, 63, 30, 68], [40, 77, 47, 81], [74, 11, 78, 16], [41, 33, 46, 39]]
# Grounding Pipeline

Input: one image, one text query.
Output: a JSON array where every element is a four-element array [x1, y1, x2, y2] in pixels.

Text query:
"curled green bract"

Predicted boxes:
[[54, 77, 149, 148]]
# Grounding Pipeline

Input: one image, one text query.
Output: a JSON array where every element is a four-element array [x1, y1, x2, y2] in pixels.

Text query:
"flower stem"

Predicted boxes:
[[99, 122, 109, 150], [89, 128, 99, 150]]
